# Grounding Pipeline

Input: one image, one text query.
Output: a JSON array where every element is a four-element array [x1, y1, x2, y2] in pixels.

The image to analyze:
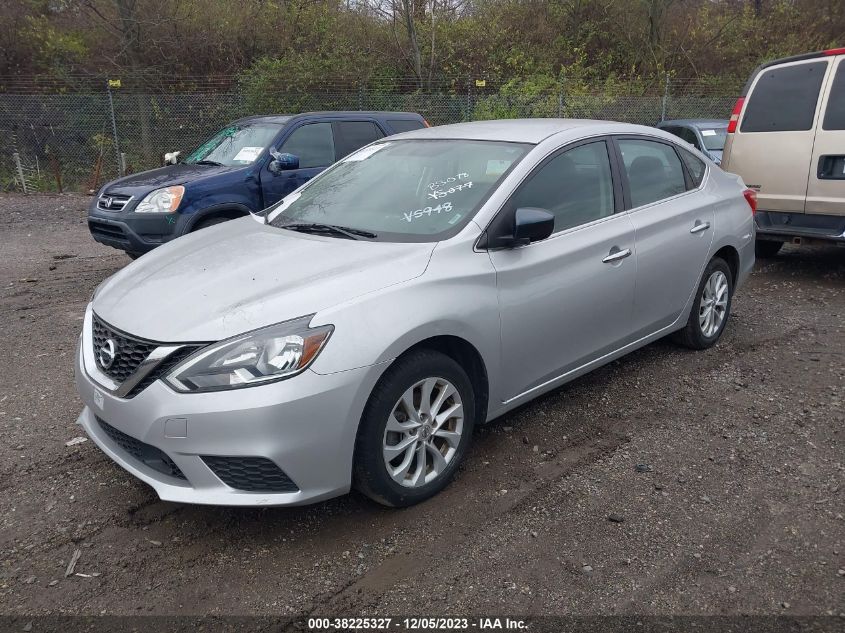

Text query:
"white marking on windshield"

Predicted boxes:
[[344, 143, 391, 162]]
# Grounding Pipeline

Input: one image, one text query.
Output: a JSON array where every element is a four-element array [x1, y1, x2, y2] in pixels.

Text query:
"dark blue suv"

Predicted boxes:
[[88, 111, 427, 257]]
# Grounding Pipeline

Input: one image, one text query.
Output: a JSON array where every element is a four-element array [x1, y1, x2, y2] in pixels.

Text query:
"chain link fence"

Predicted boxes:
[[0, 78, 740, 193]]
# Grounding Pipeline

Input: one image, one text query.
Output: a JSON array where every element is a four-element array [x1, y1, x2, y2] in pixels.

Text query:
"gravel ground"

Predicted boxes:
[[0, 194, 843, 618]]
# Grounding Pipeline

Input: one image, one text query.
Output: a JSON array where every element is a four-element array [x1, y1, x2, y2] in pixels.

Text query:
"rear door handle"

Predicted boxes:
[[602, 248, 632, 264], [690, 221, 711, 234]]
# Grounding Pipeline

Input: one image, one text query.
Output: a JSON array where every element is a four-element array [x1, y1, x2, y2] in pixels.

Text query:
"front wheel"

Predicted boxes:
[[353, 350, 475, 507], [673, 257, 733, 350]]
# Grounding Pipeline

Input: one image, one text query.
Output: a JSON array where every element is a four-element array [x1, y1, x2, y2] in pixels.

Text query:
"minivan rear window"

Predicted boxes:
[[741, 61, 827, 133], [822, 63, 845, 130]]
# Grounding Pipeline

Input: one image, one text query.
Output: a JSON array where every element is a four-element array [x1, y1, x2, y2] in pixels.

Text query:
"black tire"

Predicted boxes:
[[353, 349, 476, 507], [755, 240, 782, 258], [672, 257, 734, 350], [192, 216, 233, 231], [127, 252, 141, 260]]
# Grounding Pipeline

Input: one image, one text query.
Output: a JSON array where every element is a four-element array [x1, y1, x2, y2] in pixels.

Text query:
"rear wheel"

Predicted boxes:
[[353, 350, 475, 507], [673, 257, 733, 350], [755, 240, 783, 258]]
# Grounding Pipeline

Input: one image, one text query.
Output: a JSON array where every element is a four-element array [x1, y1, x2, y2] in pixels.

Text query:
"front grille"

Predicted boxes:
[[97, 417, 187, 481], [97, 194, 132, 211], [201, 456, 299, 493], [89, 220, 129, 243], [92, 314, 156, 383], [125, 345, 202, 398]]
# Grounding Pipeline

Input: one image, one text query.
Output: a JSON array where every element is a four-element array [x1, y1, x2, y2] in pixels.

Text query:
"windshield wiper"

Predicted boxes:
[[280, 222, 377, 240], [195, 160, 224, 166]]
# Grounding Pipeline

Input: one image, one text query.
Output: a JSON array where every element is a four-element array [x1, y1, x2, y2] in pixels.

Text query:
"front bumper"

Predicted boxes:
[[75, 316, 385, 506], [88, 197, 185, 254]]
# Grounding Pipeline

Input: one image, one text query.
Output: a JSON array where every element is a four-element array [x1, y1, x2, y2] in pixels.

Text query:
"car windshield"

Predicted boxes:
[[698, 126, 727, 151], [269, 139, 531, 242], [183, 122, 283, 166]]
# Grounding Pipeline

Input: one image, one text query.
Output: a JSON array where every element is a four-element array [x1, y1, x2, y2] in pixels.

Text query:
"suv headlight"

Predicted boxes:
[[165, 316, 332, 392], [135, 185, 185, 213]]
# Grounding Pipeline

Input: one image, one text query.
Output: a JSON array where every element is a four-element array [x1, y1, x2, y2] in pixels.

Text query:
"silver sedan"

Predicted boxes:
[[75, 119, 756, 507]]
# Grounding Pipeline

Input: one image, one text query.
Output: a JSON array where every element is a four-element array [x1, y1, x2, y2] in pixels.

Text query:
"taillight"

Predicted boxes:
[[743, 188, 757, 215], [824, 47, 845, 56], [423, 118, 431, 128], [727, 97, 745, 133]]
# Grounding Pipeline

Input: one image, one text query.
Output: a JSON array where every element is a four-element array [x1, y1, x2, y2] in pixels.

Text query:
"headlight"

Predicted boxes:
[[165, 316, 332, 392], [135, 185, 185, 213]]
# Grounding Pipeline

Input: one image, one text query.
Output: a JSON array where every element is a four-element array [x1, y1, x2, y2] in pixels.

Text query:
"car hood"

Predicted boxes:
[[92, 218, 436, 342], [101, 163, 241, 195]]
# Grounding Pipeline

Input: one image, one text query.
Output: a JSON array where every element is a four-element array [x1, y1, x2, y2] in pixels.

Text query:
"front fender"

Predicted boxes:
[[309, 239, 504, 420]]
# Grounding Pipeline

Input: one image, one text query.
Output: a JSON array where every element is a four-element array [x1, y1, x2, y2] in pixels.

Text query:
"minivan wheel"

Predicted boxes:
[[673, 257, 733, 350], [755, 240, 783, 258], [353, 350, 475, 507]]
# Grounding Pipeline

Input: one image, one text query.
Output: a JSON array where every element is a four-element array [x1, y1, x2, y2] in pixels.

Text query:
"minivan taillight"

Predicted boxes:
[[824, 47, 845, 56], [743, 188, 758, 215], [727, 97, 745, 133]]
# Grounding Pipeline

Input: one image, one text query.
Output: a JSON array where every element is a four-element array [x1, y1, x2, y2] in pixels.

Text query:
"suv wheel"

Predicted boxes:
[[353, 350, 475, 507], [673, 257, 733, 350], [193, 216, 233, 231]]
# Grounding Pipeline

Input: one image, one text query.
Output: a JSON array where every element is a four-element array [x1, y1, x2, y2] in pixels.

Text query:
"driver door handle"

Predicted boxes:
[[690, 221, 711, 234], [602, 248, 632, 264]]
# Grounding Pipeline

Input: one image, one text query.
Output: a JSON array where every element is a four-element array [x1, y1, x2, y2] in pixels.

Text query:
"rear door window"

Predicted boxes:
[[741, 61, 827, 132], [333, 121, 385, 159], [822, 62, 845, 130], [678, 127, 701, 149], [617, 138, 687, 208], [280, 123, 336, 168]]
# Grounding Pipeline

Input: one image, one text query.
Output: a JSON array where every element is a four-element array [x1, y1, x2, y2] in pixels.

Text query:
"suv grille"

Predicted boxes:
[[92, 314, 156, 383], [201, 456, 299, 492], [97, 194, 132, 211], [97, 417, 187, 480]]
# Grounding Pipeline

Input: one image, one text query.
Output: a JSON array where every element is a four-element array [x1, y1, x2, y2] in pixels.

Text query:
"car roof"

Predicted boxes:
[[658, 119, 728, 128], [232, 112, 423, 126], [388, 119, 646, 144]]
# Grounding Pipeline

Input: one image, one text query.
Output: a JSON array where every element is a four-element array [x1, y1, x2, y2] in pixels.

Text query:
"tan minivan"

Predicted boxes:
[[722, 47, 845, 257]]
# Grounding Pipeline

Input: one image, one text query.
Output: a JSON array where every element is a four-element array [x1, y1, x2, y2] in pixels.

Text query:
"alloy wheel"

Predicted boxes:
[[699, 270, 729, 338], [382, 377, 464, 488]]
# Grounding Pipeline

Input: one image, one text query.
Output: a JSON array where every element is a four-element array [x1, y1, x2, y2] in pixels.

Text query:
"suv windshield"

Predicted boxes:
[[269, 139, 530, 242], [698, 126, 727, 152], [184, 122, 284, 166]]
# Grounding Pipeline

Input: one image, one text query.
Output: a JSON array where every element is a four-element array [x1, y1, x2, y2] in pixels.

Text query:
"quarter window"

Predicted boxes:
[[333, 121, 385, 159], [741, 61, 827, 132], [388, 119, 426, 133], [510, 141, 615, 234], [822, 63, 845, 130], [279, 123, 335, 168], [617, 139, 687, 207], [679, 147, 706, 188]]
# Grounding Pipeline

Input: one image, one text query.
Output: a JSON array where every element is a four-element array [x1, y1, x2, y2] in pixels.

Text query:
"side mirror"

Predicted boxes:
[[269, 151, 299, 174], [512, 207, 555, 246], [164, 151, 181, 165]]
